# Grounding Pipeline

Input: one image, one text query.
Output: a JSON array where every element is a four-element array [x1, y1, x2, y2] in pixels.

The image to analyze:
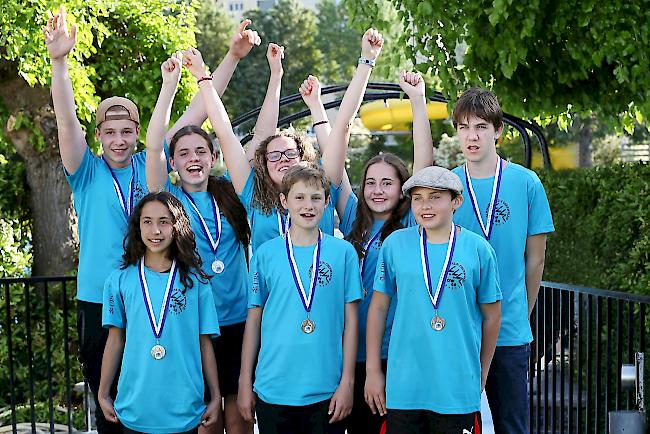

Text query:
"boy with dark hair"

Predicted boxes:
[[365, 165, 502, 434], [451, 88, 555, 433], [238, 162, 362, 434]]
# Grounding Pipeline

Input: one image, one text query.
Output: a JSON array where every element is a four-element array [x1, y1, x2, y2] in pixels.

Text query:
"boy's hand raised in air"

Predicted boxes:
[[181, 47, 209, 79], [161, 52, 183, 85], [267, 43, 284, 77], [361, 28, 384, 62], [299, 75, 322, 109], [399, 71, 426, 99], [43, 6, 77, 60], [229, 19, 261, 59]]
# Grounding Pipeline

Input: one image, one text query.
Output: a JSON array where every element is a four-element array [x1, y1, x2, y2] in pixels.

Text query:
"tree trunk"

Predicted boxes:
[[5, 105, 78, 277], [578, 117, 593, 168]]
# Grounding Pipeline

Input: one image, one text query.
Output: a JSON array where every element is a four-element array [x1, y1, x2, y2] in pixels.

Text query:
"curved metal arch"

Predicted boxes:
[[231, 82, 552, 170]]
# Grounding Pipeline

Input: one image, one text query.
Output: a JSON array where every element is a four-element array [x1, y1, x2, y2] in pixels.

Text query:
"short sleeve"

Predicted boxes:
[[527, 175, 555, 236], [373, 242, 396, 298], [102, 271, 126, 328], [237, 168, 255, 213], [339, 192, 359, 237], [198, 281, 221, 337], [343, 244, 363, 303], [477, 242, 502, 304], [248, 252, 269, 308], [65, 147, 95, 192]]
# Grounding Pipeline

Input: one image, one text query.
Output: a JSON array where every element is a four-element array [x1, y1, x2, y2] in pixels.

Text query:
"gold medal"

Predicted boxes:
[[301, 318, 316, 334], [151, 344, 166, 360], [431, 315, 445, 331]]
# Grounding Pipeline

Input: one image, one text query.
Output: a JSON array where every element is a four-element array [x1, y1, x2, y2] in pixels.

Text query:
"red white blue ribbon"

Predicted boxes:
[[285, 230, 321, 313], [420, 223, 457, 309], [464, 158, 503, 240], [183, 191, 221, 256], [103, 156, 134, 219], [139, 259, 177, 340]]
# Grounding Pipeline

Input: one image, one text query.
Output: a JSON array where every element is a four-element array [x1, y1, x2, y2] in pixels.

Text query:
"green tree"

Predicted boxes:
[[344, 0, 650, 130], [0, 0, 198, 276], [227, 0, 324, 116], [195, 0, 234, 72]]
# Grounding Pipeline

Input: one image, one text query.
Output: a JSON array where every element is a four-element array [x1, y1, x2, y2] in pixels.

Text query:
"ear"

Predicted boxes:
[[210, 151, 217, 168], [495, 124, 504, 140], [451, 194, 464, 211], [135, 125, 141, 137], [169, 157, 177, 172], [95, 127, 101, 140], [324, 193, 331, 207], [280, 192, 289, 210]]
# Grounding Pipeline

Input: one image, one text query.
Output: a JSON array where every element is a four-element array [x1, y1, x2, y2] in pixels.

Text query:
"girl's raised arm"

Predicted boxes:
[[399, 71, 434, 171]]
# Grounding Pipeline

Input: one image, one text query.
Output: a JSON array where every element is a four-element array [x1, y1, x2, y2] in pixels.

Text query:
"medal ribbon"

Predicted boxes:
[[359, 226, 383, 278], [285, 230, 321, 313], [464, 158, 503, 240], [420, 223, 457, 309], [103, 156, 134, 219], [277, 210, 291, 239], [183, 191, 222, 255], [139, 259, 177, 339]]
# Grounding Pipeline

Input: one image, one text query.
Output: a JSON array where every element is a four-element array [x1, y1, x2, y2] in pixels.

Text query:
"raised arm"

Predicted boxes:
[[182, 47, 250, 194], [399, 71, 434, 171], [165, 20, 260, 143], [245, 43, 284, 164], [43, 7, 86, 174], [146, 54, 182, 192]]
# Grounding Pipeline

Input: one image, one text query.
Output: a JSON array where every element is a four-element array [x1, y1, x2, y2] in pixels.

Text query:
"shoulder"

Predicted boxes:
[[505, 162, 543, 185], [322, 234, 356, 254], [106, 265, 134, 286], [132, 150, 148, 166], [451, 165, 464, 177], [384, 226, 418, 247], [457, 227, 494, 254], [256, 236, 285, 257]]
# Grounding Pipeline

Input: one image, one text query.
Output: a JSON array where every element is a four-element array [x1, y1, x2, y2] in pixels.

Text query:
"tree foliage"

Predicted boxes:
[[195, 0, 234, 73], [344, 0, 650, 130]]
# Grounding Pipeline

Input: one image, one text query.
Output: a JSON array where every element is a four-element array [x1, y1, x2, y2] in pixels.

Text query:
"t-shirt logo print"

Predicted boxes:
[[169, 287, 187, 315], [251, 272, 260, 293], [308, 262, 333, 286], [108, 295, 115, 315], [446, 262, 466, 289], [485, 199, 511, 225], [133, 181, 147, 203]]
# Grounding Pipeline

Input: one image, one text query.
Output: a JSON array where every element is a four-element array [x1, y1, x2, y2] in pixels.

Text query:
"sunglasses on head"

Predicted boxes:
[[266, 148, 301, 163]]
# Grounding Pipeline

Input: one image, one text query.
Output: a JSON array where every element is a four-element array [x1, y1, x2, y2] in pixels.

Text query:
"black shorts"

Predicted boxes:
[[205, 321, 245, 399], [387, 409, 481, 434], [256, 397, 346, 434]]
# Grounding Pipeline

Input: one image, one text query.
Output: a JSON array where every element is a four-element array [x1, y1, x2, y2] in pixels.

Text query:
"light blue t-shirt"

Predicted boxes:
[[238, 169, 340, 253], [66, 148, 149, 303], [452, 162, 555, 346], [167, 182, 248, 325], [103, 263, 219, 433], [374, 226, 502, 414], [248, 234, 362, 406], [339, 192, 417, 361]]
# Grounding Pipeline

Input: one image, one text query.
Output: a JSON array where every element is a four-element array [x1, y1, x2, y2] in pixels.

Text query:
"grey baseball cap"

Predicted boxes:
[[402, 166, 464, 196]]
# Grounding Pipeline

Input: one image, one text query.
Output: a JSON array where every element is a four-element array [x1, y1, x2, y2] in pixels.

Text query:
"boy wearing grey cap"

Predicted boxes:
[[451, 88, 555, 434], [365, 166, 502, 434]]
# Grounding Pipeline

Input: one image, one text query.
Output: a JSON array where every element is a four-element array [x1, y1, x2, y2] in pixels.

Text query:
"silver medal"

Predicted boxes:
[[301, 318, 316, 334], [431, 315, 446, 331], [212, 259, 225, 274], [151, 344, 166, 360]]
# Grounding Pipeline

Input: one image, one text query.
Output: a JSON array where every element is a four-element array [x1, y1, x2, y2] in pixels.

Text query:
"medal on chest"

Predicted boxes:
[[103, 156, 135, 220], [184, 192, 225, 274], [285, 230, 321, 334], [139, 259, 177, 359]]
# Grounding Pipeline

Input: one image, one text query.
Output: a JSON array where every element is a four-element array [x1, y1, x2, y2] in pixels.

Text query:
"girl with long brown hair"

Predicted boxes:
[[300, 71, 435, 433]]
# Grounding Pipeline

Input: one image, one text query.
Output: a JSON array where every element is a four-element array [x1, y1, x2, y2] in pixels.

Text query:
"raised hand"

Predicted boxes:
[[399, 71, 425, 99], [229, 19, 261, 59], [267, 43, 284, 76], [361, 28, 384, 62], [299, 75, 322, 108], [43, 6, 77, 60], [161, 52, 182, 85], [181, 47, 209, 79]]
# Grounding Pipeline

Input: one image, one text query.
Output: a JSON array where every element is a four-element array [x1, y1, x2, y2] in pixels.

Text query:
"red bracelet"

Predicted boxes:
[[197, 76, 213, 84]]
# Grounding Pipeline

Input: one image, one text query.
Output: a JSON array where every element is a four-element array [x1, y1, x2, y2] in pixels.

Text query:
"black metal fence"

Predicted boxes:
[[530, 282, 649, 434], [1, 277, 648, 433]]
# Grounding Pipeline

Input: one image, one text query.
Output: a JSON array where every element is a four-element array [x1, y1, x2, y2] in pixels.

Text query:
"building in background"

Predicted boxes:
[[218, 0, 320, 20]]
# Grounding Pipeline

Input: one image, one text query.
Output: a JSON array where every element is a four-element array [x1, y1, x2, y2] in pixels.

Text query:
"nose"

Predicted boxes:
[[152, 224, 161, 234]]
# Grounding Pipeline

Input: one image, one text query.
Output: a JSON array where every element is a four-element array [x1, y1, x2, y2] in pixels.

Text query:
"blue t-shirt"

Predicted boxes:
[[452, 162, 555, 346], [103, 264, 220, 433], [248, 234, 362, 405], [374, 226, 502, 414], [238, 169, 340, 253], [66, 148, 149, 303], [167, 182, 248, 325], [339, 192, 417, 361]]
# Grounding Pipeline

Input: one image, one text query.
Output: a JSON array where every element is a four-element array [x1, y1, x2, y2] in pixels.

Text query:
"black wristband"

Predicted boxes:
[[197, 76, 213, 84], [312, 120, 329, 128]]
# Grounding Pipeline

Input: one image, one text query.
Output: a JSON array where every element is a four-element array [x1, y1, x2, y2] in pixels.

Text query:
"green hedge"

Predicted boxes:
[[539, 162, 650, 296]]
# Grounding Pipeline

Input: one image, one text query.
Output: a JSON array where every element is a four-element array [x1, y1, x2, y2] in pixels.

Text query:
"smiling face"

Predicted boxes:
[[362, 161, 403, 220], [266, 136, 302, 186], [280, 179, 329, 232], [411, 187, 463, 231], [456, 115, 502, 165], [96, 119, 139, 168], [170, 133, 216, 192], [139, 200, 174, 257]]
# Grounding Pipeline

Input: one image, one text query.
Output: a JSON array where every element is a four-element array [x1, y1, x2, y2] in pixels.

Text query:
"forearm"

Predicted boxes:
[[365, 302, 388, 374], [526, 257, 545, 316], [200, 334, 221, 400], [148, 82, 178, 153], [334, 64, 372, 131], [411, 96, 434, 171], [246, 72, 282, 161], [340, 303, 359, 385], [480, 315, 500, 377], [308, 100, 332, 150], [212, 51, 240, 97], [239, 308, 262, 388], [99, 328, 124, 398]]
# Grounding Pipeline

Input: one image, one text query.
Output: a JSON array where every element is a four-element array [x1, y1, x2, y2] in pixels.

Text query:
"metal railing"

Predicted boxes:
[[2, 278, 648, 433], [530, 282, 649, 433]]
